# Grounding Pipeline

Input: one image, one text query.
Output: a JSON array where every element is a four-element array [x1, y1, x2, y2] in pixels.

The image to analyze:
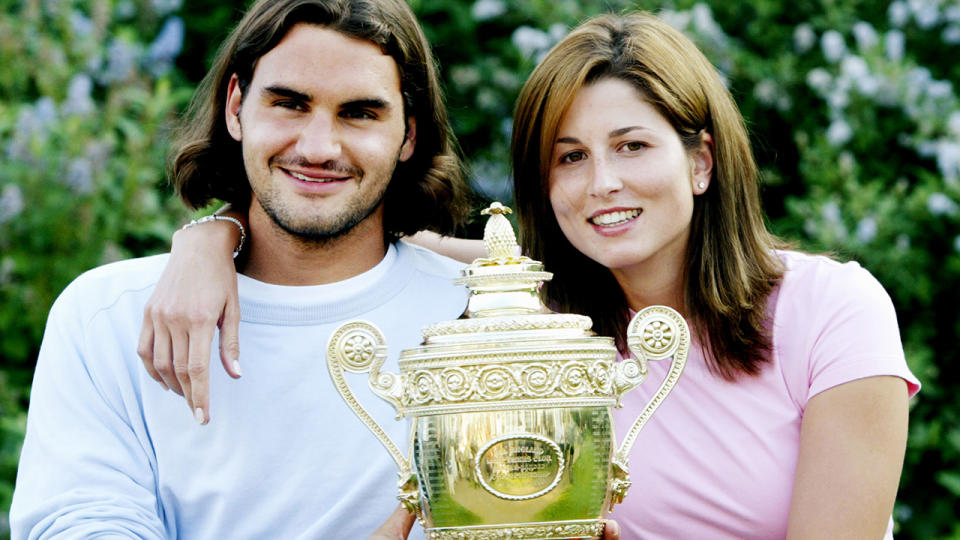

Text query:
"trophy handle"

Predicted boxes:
[[327, 320, 420, 514], [609, 306, 689, 507]]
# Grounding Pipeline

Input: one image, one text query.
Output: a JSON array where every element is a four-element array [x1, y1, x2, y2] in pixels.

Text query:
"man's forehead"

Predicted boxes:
[[248, 23, 400, 91]]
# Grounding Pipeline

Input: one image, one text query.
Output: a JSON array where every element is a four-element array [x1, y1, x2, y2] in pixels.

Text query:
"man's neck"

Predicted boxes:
[[240, 206, 389, 286]]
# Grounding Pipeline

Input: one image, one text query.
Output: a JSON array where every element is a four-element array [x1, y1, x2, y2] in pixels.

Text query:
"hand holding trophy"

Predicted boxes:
[[328, 203, 688, 539]]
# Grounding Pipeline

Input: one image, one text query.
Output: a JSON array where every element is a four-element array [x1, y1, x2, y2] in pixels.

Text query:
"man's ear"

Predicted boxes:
[[399, 116, 416, 162], [691, 131, 714, 194], [225, 74, 243, 142]]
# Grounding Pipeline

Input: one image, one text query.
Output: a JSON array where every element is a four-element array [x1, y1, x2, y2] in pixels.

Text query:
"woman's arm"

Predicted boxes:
[[403, 231, 486, 263], [137, 206, 245, 425], [786, 375, 909, 539]]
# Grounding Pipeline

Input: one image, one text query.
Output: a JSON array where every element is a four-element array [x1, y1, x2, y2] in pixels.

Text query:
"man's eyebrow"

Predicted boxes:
[[342, 98, 392, 111], [261, 85, 311, 102]]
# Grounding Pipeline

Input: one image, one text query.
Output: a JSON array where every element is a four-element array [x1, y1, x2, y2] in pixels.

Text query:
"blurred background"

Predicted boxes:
[[1, 0, 958, 537]]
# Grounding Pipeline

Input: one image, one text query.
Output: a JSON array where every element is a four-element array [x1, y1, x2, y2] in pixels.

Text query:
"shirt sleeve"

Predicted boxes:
[[775, 255, 920, 409], [10, 281, 166, 540]]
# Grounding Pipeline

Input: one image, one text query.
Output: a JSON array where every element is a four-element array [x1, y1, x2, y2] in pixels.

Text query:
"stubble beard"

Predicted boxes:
[[258, 175, 391, 246]]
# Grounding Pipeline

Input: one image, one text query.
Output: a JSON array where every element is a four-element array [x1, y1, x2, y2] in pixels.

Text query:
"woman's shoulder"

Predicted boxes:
[[775, 250, 889, 304]]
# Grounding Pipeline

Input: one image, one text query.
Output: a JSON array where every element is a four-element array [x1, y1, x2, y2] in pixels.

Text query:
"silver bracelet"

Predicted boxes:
[[180, 214, 246, 259]]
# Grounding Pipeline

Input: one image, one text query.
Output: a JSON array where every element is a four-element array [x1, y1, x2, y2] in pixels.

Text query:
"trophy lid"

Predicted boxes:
[[420, 203, 595, 344]]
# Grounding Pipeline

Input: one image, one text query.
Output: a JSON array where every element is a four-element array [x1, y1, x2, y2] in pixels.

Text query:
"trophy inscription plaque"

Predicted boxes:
[[327, 203, 688, 539]]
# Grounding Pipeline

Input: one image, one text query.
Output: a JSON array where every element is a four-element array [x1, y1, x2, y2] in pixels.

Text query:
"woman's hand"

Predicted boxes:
[[137, 218, 243, 424]]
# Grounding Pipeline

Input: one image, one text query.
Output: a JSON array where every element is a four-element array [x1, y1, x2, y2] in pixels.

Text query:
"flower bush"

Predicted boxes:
[[1, 0, 957, 537]]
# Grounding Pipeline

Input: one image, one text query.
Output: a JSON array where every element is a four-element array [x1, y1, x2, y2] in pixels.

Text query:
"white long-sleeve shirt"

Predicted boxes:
[[12, 242, 467, 540]]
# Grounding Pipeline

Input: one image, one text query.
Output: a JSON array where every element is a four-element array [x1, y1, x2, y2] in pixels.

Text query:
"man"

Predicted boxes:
[[11, 0, 471, 537]]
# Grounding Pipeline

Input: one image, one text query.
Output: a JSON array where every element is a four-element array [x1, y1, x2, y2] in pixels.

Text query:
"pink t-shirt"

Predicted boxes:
[[609, 251, 920, 539]]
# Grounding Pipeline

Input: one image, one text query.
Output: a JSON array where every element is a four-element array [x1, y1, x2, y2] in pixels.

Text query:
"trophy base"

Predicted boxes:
[[426, 519, 604, 539]]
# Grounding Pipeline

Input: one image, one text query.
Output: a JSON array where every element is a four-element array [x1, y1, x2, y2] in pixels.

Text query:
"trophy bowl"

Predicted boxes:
[[327, 203, 688, 539]]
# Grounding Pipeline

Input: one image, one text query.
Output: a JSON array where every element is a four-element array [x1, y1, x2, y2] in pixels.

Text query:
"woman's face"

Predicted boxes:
[[547, 77, 712, 279]]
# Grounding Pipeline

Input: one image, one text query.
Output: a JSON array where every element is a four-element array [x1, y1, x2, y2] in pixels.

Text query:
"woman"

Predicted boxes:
[[141, 12, 918, 538]]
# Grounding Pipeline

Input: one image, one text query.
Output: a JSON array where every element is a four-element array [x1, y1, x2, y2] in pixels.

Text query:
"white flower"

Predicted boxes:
[[827, 89, 850, 110], [826, 118, 853, 146], [926, 80, 953, 99], [889, 1, 910, 27], [692, 3, 723, 41], [659, 9, 691, 31], [450, 65, 480, 89], [821, 30, 847, 63], [885, 30, 905, 61], [948, 111, 960, 137], [69, 10, 94, 38], [822, 200, 843, 224], [753, 79, 778, 105], [66, 158, 95, 194], [147, 17, 185, 77], [101, 39, 141, 84], [512, 26, 550, 57], [954, 235, 960, 253], [150, 0, 182, 17], [471, 0, 505, 22], [806, 68, 832, 93], [841, 55, 869, 79], [62, 73, 94, 116], [794, 24, 816, 53], [896, 233, 911, 252], [0, 184, 25, 225], [856, 216, 878, 243], [548, 23, 568, 42], [944, 25, 960, 44], [853, 21, 879, 50], [935, 141, 960, 183], [910, 0, 940, 28], [947, 5, 960, 22], [927, 192, 958, 216]]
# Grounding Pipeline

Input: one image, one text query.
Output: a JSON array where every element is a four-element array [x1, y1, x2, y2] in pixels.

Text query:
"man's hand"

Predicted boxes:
[[136, 221, 243, 424], [364, 507, 619, 540], [367, 506, 416, 540]]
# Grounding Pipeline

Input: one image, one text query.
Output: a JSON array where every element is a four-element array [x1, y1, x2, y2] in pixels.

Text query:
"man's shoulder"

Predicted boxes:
[[396, 241, 467, 281], [55, 254, 169, 317]]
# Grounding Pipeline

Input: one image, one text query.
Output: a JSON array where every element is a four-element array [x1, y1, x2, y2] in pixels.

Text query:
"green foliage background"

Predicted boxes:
[[1, 0, 958, 537]]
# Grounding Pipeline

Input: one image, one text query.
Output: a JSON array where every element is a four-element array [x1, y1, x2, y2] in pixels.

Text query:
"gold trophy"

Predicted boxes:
[[327, 203, 688, 539]]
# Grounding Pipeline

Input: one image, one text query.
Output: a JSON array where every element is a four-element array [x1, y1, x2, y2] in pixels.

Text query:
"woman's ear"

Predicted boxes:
[[691, 131, 714, 194], [225, 74, 243, 142]]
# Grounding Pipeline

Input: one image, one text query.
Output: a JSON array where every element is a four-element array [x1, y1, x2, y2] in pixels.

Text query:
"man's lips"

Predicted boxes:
[[284, 168, 350, 183], [589, 208, 642, 226]]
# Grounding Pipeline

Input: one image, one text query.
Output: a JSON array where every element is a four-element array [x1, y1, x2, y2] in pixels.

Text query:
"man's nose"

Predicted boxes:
[[296, 114, 341, 163]]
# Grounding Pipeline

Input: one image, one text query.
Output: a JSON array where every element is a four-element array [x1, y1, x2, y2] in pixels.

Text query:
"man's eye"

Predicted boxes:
[[275, 100, 306, 111], [341, 109, 376, 120]]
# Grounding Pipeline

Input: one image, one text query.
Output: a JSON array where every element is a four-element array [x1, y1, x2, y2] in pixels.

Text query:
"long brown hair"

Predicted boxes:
[[513, 12, 785, 379], [169, 0, 470, 238]]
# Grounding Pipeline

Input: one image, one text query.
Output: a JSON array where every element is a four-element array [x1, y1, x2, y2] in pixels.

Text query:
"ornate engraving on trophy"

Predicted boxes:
[[326, 203, 690, 540], [475, 434, 564, 500]]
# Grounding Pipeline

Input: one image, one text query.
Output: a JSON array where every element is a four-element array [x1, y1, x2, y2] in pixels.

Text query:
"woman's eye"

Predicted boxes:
[[623, 141, 646, 151], [560, 151, 586, 164]]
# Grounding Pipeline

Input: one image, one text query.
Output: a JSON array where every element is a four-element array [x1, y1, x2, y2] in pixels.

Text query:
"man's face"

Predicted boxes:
[[225, 23, 415, 242]]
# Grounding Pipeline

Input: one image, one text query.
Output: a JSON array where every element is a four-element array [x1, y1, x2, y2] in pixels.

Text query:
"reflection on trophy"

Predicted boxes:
[[327, 203, 688, 539]]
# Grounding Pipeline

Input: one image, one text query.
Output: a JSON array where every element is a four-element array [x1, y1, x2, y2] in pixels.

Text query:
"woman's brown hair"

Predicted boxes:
[[512, 12, 785, 378], [169, 0, 470, 238]]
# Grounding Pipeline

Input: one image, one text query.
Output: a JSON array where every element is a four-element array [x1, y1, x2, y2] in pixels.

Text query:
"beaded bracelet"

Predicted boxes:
[[180, 215, 246, 259]]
